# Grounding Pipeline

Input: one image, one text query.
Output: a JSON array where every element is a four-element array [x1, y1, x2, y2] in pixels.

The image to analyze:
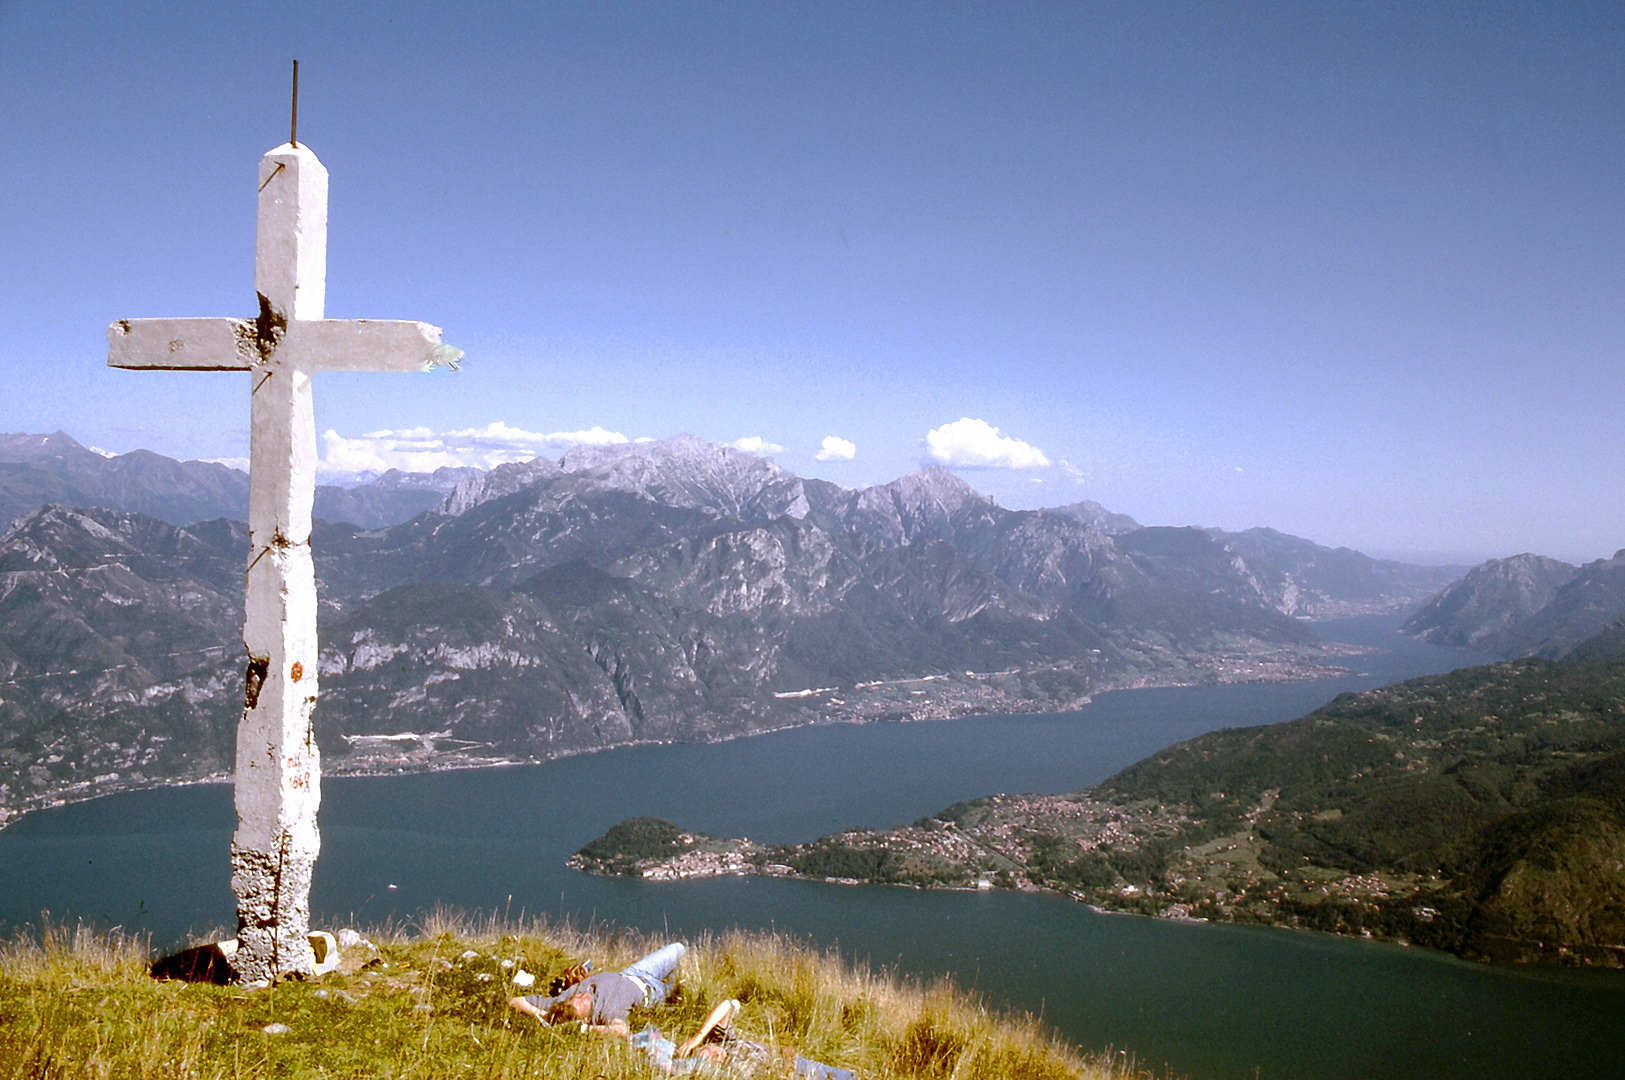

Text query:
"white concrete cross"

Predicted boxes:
[[107, 142, 455, 984]]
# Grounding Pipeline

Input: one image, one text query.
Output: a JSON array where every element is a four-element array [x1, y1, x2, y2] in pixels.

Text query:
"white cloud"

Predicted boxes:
[[319, 421, 632, 476], [732, 436, 785, 455], [815, 435, 857, 461], [924, 418, 1050, 470]]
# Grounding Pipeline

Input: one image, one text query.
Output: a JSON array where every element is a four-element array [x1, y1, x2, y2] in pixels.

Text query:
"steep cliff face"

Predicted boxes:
[[1501, 551, 1625, 659], [804, 465, 984, 551], [440, 458, 565, 517], [858, 539, 1050, 625], [313, 467, 478, 529]]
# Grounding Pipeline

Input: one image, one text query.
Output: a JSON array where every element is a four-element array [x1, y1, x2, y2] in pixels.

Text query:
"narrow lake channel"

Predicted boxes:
[[4, 616, 1622, 1079]]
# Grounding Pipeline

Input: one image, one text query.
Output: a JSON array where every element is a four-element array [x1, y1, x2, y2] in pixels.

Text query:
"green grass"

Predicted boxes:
[[0, 913, 1163, 1079]]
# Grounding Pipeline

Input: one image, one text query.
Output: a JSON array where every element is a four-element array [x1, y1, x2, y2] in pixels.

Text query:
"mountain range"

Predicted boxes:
[[0, 431, 474, 531], [1206, 527, 1464, 619], [0, 432, 1463, 824]]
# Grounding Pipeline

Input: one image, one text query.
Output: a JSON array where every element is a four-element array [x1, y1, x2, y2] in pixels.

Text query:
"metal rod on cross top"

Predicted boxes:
[[291, 60, 299, 148]]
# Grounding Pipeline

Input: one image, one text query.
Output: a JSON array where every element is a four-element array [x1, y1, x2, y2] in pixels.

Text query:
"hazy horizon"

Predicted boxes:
[[9, 422, 1585, 568], [3, 2, 1620, 566]]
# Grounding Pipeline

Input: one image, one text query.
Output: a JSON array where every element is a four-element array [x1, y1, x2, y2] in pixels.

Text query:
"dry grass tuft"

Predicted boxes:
[[0, 915, 1168, 1079]]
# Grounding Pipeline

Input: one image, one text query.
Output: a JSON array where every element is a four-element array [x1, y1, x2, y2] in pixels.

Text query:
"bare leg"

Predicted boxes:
[[677, 998, 741, 1058]]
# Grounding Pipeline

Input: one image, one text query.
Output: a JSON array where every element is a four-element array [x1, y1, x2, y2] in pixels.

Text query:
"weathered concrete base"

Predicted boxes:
[[230, 843, 317, 983]]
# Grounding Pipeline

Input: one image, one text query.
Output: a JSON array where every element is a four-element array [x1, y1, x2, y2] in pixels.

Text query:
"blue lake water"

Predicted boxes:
[[4, 616, 1623, 1079]]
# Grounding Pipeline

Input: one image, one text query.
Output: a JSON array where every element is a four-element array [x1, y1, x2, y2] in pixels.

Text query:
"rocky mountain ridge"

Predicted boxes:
[[0, 434, 1448, 825], [1050, 499, 1142, 536], [1207, 527, 1465, 619], [1402, 554, 1580, 653], [1404, 549, 1625, 659]]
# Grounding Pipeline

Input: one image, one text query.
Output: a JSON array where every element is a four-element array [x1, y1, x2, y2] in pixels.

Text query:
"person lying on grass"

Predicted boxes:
[[511, 949, 853, 1078], [509, 942, 686, 1035]]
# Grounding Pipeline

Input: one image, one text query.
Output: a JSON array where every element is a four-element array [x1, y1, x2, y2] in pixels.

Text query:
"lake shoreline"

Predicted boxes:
[[8, 618, 1619, 1080], [0, 649, 1363, 834]]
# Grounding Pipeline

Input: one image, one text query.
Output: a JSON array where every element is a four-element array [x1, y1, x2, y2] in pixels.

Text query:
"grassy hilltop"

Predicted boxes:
[[0, 914, 1156, 1079]]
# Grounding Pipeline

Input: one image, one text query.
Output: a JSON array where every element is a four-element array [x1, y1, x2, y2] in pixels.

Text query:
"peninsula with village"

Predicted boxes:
[[575, 623, 1625, 969]]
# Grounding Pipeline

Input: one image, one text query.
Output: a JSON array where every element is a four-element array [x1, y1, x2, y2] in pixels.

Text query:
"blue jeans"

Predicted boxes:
[[794, 1057, 855, 1080], [622, 942, 685, 1004]]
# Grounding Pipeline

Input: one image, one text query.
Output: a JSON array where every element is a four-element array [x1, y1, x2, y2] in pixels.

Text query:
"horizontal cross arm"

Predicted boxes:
[[107, 318, 256, 371], [290, 320, 449, 373]]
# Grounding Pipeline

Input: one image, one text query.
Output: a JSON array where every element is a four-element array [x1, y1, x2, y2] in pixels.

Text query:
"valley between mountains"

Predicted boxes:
[[0, 432, 1462, 825], [8, 429, 1625, 969]]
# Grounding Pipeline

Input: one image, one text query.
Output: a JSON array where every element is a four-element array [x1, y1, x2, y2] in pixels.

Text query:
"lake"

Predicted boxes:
[[4, 616, 1623, 1079]]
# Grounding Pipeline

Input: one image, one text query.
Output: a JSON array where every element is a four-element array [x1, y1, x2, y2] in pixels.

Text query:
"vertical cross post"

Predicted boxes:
[[231, 143, 326, 985], [108, 138, 456, 984]]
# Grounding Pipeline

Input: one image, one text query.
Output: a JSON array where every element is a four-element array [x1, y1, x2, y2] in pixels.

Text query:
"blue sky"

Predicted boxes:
[[2, 2, 1621, 564]]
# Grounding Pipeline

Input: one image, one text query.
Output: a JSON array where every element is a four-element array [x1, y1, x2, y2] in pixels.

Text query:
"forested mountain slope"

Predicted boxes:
[[594, 621, 1625, 966]]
